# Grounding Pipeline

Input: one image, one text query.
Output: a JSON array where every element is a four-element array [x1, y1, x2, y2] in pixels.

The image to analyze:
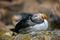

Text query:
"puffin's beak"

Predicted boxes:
[[41, 13, 48, 19], [11, 16, 16, 23]]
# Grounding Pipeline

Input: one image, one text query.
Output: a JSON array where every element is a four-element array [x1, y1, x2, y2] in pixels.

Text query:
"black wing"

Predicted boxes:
[[10, 12, 32, 33]]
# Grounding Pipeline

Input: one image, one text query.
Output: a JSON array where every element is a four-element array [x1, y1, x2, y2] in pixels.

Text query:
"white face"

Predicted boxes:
[[12, 15, 22, 25], [32, 13, 42, 20], [31, 13, 44, 23]]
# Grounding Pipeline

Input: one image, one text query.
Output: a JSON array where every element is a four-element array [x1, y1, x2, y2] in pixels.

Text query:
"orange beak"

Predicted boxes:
[[11, 16, 16, 23], [41, 13, 48, 19]]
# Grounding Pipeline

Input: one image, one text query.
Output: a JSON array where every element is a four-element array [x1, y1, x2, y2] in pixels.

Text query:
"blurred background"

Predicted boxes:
[[0, 0, 60, 40]]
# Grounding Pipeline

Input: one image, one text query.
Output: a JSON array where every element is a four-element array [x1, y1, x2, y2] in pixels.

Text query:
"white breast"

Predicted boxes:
[[30, 19, 48, 31]]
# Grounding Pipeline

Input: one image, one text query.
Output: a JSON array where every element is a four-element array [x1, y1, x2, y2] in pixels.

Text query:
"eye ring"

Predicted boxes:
[[15, 20, 18, 22], [34, 15, 37, 17]]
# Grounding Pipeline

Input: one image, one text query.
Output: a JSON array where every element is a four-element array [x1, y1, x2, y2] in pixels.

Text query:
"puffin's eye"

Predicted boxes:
[[34, 15, 37, 17], [15, 20, 19, 22]]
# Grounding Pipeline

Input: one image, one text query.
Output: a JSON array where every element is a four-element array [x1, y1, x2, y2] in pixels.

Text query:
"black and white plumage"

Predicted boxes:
[[12, 12, 33, 26], [11, 12, 48, 33], [11, 12, 33, 33]]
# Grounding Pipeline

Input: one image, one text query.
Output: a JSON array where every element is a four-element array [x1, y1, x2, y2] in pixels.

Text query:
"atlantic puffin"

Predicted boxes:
[[11, 12, 48, 33]]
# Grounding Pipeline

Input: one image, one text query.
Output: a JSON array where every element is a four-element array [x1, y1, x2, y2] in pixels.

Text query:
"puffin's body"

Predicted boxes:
[[11, 12, 48, 33]]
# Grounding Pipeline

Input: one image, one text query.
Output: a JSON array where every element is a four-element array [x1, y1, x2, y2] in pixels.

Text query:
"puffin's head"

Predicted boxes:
[[31, 13, 48, 23], [11, 15, 22, 25]]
